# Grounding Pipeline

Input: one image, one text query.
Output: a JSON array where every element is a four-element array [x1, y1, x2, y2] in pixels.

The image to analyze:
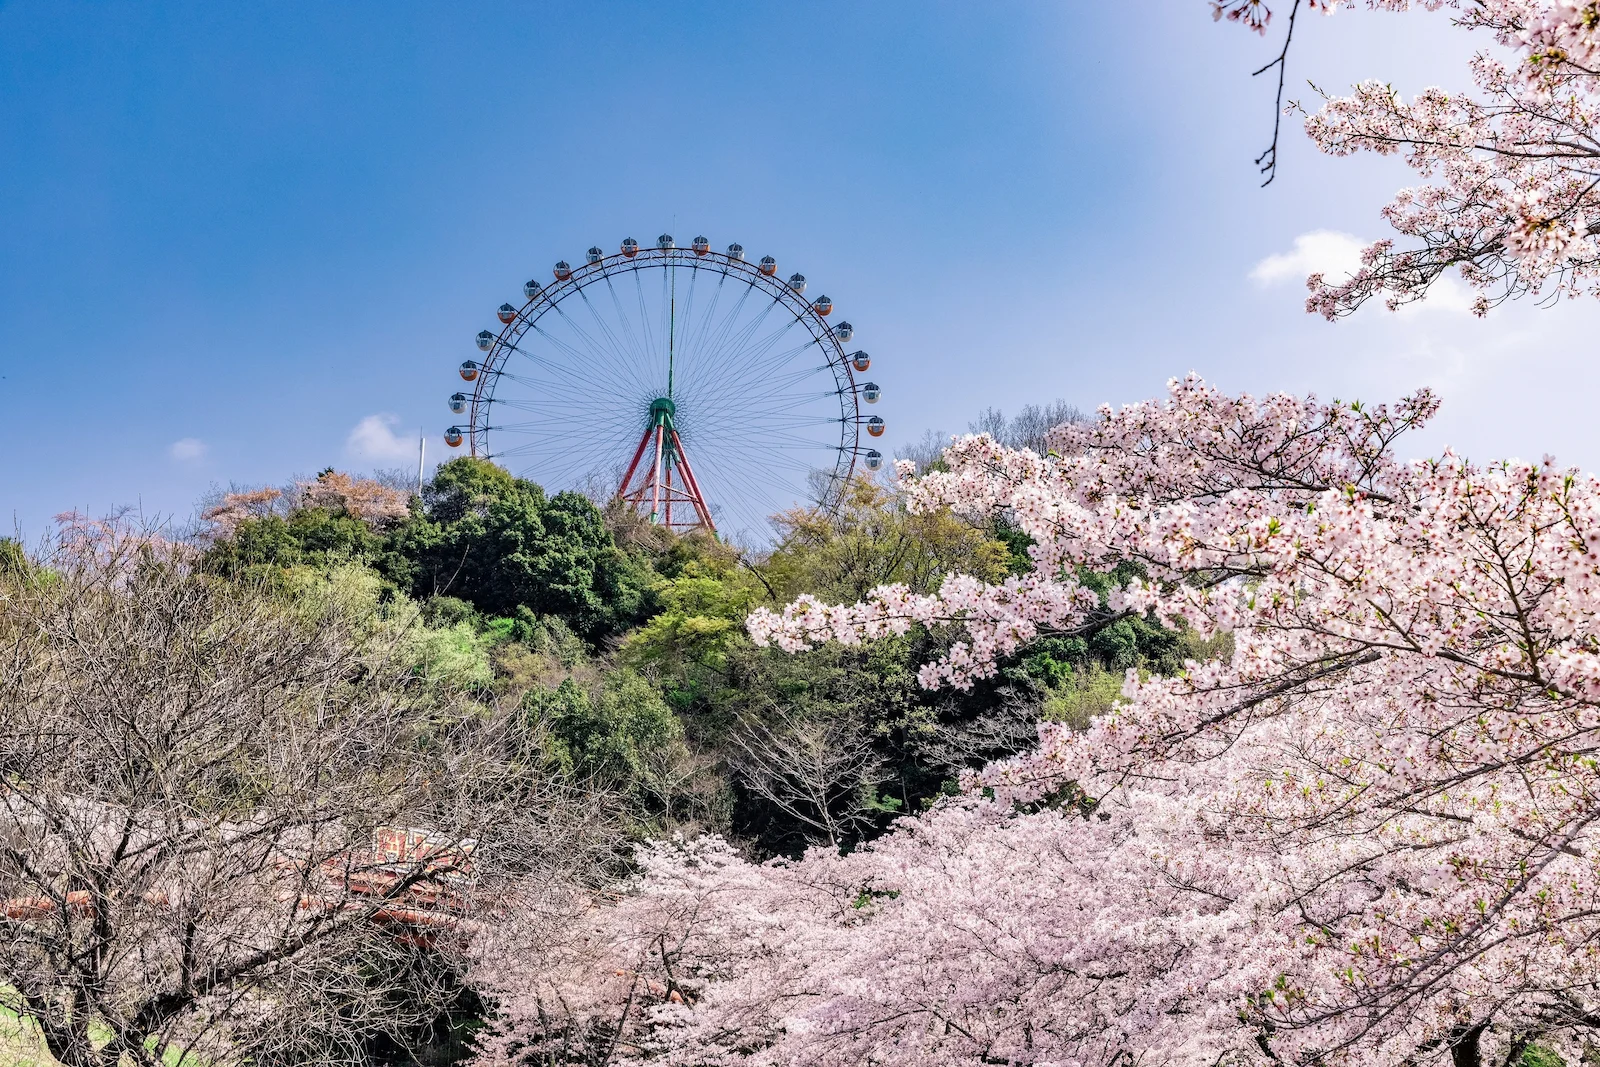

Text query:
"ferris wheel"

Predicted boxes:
[[444, 235, 885, 541]]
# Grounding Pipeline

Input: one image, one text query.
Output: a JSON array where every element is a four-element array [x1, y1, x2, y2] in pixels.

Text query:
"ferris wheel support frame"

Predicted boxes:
[[616, 398, 716, 532]]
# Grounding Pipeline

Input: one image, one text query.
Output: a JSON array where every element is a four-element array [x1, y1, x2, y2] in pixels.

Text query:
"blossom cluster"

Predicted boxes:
[[296, 470, 412, 527], [198, 471, 411, 540], [472, 378, 1600, 1066]]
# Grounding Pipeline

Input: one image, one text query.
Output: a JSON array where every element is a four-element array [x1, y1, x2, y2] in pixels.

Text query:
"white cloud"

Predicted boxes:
[[345, 413, 418, 464], [1250, 230, 1367, 287], [168, 437, 207, 462]]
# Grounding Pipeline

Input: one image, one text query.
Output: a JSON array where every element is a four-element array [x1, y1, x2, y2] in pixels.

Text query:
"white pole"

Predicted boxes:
[[416, 432, 426, 495]]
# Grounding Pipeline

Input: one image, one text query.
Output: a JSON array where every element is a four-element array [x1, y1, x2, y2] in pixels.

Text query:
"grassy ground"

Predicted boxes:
[[0, 1002, 206, 1067], [0, 1006, 55, 1067]]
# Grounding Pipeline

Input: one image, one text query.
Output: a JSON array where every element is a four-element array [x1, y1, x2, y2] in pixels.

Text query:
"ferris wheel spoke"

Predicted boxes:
[[678, 269, 729, 362], [521, 325, 654, 400], [691, 291, 783, 382], [493, 431, 635, 476], [716, 332, 829, 390], [703, 453, 840, 484], [522, 347, 650, 408], [533, 302, 616, 371], [672, 290, 763, 401], [494, 416, 648, 444], [660, 263, 671, 364], [509, 363, 648, 424], [552, 278, 658, 397], [699, 469, 773, 536], [697, 314, 812, 391], [681, 276, 756, 375], [686, 378, 832, 431], [633, 269, 661, 379], [689, 429, 830, 481], [511, 435, 635, 480], [710, 412, 842, 432], [669, 261, 700, 373], [480, 366, 559, 394], [764, 335, 836, 371], [685, 420, 848, 451], [487, 388, 650, 426], [488, 409, 644, 437], [705, 459, 815, 533], [523, 356, 641, 405], [692, 431, 847, 457], [685, 394, 842, 423], [600, 274, 658, 376], [466, 245, 868, 538], [482, 396, 617, 416], [711, 300, 797, 367], [574, 286, 654, 385], [681, 308, 801, 401], [521, 322, 606, 375], [487, 397, 642, 420], [544, 301, 658, 396], [689, 362, 836, 414]]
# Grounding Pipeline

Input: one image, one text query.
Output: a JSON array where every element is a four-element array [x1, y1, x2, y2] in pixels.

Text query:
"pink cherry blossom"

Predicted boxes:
[[474, 378, 1600, 1065]]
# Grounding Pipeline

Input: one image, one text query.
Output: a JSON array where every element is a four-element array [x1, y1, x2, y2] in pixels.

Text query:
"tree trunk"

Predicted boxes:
[[1451, 1023, 1486, 1067]]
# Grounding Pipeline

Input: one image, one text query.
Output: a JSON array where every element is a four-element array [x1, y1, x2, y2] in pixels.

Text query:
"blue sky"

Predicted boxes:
[[4, 2, 1597, 538]]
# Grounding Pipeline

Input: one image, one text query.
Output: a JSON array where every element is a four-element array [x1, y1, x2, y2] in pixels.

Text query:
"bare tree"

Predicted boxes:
[[969, 400, 1089, 454], [896, 401, 1089, 477], [725, 705, 887, 848], [0, 521, 614, 1066], [893, 428, 952, 475]]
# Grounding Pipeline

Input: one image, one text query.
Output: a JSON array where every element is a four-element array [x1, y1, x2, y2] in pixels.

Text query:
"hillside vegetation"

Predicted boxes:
[[0, 406, 1209, 1067]]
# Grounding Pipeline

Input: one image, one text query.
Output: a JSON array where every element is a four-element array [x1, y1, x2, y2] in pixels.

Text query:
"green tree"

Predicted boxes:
[[756, 476, 1012, 604], [525, 670, 692, 819], [396, 458, 655, 640]]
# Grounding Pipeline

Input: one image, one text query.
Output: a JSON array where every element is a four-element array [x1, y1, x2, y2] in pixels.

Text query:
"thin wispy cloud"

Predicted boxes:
[[345, 413, 418, 464], [168, 437, 208, 463]]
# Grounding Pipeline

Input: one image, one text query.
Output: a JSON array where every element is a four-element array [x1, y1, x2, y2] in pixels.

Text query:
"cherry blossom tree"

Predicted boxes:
[[199, 471, 411, 541], [198, 486, 287, 539], [474, 376, 1600, 1066], [298, 470, 413, 527], [1216, 0, 1600, 317]]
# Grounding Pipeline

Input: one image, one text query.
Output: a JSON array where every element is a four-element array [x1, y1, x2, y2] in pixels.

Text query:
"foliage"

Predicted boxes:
[[757, 475, 1012, 604], [572, 375, 1600, 1066], [164, 409, 1213, 1064], [397, 458, 655, 640], [1521, 1046, 1570, 1067], [525, 671, 690, 815], [620, 573, 761, 679]]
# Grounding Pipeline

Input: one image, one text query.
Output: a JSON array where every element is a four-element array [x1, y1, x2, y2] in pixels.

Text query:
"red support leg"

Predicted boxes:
[[617, 422, 655, 499], [617, 420, 715, 535], [669, 429, 716, 534]]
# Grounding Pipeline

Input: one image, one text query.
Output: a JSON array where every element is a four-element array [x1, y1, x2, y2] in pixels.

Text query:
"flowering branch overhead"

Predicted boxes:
[[1218, 0, 1600, 315]]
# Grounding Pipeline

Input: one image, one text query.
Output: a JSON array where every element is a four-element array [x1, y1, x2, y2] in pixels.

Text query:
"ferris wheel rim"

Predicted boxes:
[[457, 243, 875, 526]]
